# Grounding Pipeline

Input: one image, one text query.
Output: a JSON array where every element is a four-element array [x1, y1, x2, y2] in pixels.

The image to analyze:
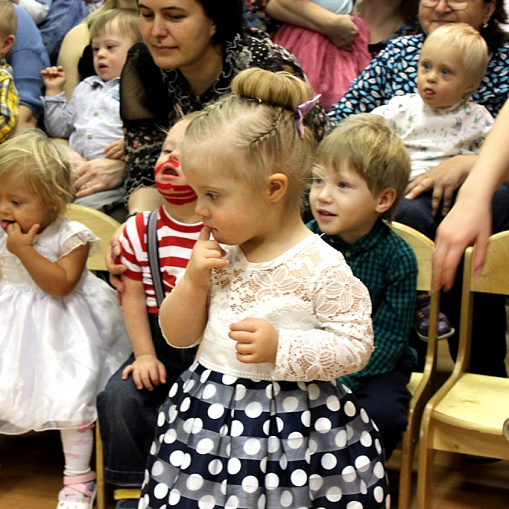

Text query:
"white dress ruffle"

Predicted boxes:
[[0, 217, 130, 434]]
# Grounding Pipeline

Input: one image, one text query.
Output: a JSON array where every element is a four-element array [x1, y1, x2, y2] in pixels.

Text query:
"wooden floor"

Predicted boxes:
[[2, 339, 509, 508]]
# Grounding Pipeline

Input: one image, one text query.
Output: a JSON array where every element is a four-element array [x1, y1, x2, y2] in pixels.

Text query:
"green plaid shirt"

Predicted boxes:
[[308, 219, 418, 391]]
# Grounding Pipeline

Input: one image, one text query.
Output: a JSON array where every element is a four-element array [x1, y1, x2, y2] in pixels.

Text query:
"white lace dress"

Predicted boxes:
[[140, 234, 390, 509], [0, 217, 131, 434]]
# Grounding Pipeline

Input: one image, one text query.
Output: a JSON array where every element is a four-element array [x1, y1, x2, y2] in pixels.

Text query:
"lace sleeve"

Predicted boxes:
[[58, 230, 100, 259], [273, 264, 374, 382]]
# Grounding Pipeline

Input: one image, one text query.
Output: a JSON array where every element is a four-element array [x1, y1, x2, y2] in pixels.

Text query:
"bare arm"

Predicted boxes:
[[267, 0, 358, 50], [433, 100, 509, 291], [12, 105, 37, 135], [5, 223, 89, 298], [159, 227, 229, 347], [121, 276, 167, 390]]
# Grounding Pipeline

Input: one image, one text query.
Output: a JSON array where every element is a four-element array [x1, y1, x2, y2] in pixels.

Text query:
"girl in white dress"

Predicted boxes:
[[0, 129, 130, 509], [139, 68, 389, 509]]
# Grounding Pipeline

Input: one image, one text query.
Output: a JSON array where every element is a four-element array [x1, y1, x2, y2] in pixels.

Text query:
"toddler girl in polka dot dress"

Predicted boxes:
[[139, 67, 390, 509]]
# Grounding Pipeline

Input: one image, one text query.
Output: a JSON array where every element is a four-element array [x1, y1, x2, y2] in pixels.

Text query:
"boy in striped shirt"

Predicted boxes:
[[97, 114, 203, 508]]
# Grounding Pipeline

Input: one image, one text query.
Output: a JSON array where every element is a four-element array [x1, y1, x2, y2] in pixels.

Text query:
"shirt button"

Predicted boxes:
[[94, 111, 99, 116], [87, 134, 93, 140], [345, 251, 351, 258]]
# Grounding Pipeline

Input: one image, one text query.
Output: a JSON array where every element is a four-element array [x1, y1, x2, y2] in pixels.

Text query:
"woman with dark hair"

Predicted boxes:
[[331, 0, 509, 381], [120, 0, 331, 218]]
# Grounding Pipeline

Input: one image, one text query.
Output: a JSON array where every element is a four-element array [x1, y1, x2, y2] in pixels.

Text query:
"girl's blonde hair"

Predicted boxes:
[[315, 114, 410, 221], [0, 129, 74, 219], [181, 68, 317, 209]]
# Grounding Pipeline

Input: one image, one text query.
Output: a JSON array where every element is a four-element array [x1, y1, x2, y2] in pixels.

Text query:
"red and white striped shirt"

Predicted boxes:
[[120, 205, 203, 313]]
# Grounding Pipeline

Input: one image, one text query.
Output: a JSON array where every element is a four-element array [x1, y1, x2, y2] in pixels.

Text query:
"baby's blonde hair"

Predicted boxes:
[[181, 68, 317, 209], [421, 23, 489, 92], [0, 129, 74, 219], [0, 0, 16, 40], [315, 114, 410, 221], [90, 8, 142, 45]]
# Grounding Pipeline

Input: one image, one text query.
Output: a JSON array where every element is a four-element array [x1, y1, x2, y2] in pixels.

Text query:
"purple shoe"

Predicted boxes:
[[414, 292, 455, 342]]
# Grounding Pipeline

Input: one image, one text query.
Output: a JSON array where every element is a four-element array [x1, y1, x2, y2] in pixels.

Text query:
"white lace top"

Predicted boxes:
[[187, 234, 373, 382]]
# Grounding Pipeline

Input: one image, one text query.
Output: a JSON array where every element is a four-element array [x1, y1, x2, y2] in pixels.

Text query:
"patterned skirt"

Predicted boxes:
[[139, 361, 390, 509]]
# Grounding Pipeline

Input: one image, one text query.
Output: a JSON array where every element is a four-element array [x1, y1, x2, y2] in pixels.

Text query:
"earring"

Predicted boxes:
[[483, 23, 489, 28]]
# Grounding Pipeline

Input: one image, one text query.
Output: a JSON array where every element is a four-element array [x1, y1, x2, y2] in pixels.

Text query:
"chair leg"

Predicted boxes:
[[416, 411, 435, 509], [398, 424, 417, 509], [95, 421, 107, 509]]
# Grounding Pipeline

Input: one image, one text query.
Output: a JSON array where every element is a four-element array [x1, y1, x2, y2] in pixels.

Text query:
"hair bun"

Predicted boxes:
[[231, 68, 315, 111]]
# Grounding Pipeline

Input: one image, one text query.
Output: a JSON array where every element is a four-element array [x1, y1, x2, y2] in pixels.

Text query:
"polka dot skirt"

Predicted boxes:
[[139, 361, 390, 509]]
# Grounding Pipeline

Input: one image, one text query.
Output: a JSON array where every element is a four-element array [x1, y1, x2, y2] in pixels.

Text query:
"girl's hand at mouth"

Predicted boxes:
[[5, 223, 40, 255]]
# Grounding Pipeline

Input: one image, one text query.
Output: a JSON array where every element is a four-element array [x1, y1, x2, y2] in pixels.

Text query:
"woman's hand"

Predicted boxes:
[[73, 158, 126, 198], [404, 155, 475, 216], [433, 204, 491, 292], [324, 14, 358, 51]]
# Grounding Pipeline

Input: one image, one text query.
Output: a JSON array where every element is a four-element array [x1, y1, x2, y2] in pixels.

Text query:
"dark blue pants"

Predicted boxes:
[[96, 313, 196, 487], [395, 186, 509, 377], [355, 354, 414, 460]]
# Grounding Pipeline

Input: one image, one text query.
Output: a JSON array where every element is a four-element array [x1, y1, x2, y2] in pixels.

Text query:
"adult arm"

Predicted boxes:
[[433, 99, 509, 291], [8, 3, 50, 124], [267, 0, 358, 50]]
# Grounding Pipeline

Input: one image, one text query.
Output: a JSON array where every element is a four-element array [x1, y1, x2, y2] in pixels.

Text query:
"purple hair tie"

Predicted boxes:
[[294, 94, 322, 139]]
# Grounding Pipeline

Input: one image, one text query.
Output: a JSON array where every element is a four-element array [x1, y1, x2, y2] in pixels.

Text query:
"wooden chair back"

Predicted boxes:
[[65, 203, 120, 272], [416, 230, 509, 508], [389, 222, 440, 509]]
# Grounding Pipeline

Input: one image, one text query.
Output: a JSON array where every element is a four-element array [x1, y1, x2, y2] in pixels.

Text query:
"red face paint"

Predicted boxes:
[[154, 160, 197, 205]]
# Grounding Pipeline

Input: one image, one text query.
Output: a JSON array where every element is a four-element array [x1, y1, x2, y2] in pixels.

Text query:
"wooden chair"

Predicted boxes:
[[389, 222, 441, 509], [65, 203, 121, 509], [416, 230, 509, 509]]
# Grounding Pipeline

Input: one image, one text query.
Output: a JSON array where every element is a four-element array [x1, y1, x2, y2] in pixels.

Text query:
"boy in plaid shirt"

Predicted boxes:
[[308, 113, 418, 459]]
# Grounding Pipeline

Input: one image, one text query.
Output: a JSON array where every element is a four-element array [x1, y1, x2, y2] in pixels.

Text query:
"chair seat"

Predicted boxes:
[[407, 372, 423, 395], [434, 373, 509, 433]]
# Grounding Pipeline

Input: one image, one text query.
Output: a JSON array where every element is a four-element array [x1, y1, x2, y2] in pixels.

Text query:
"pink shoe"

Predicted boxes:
[[56, 471, 96, 509]]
